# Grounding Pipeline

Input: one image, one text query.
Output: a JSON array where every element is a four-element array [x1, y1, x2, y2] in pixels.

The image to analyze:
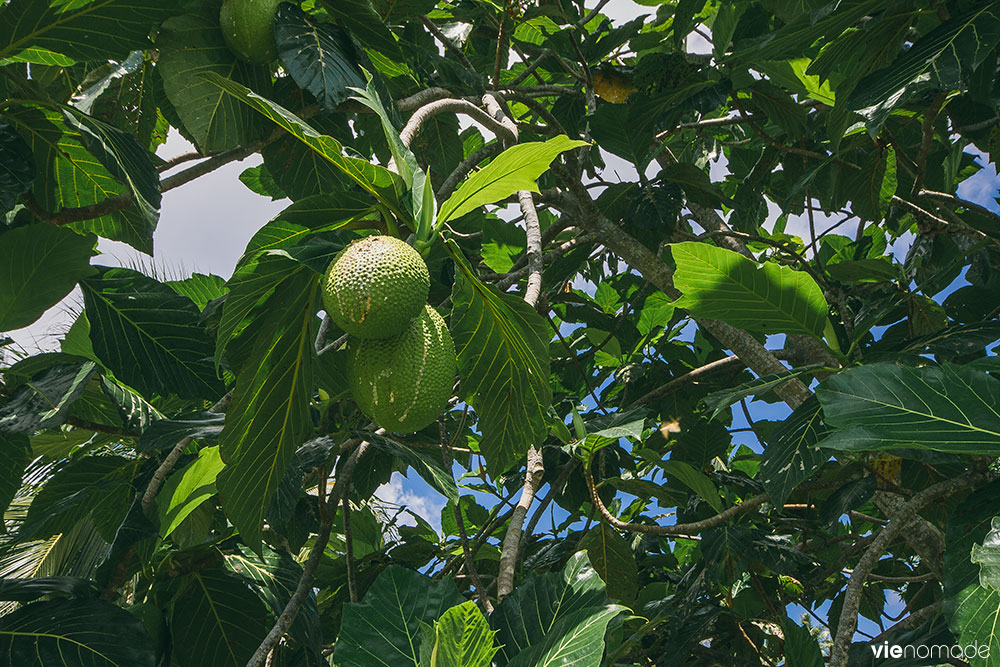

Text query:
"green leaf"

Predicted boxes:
[[0, 576, 97, 602], [81, 267, 224, 400], [216, 271, 317, 552], [166, 273, 227, 310], [0, 362, 99, 434], [0, 122, 34, 213], [157, 14, 270, 153], [204, 73, 409, 217], [7, 106, 154, 252], [437, 136, 589, 224], [275, 4, 365, 111], [62, 109, 160, 229], [0, 598, 155, 666], [660, 460, 723, 513], [137, 411, 225, 452], [780, 618, 825, 667], [0, 432, 30, 518], [0, 0, 180, 62], [333, 565, 465, 667], [418, 601, 498, 667], [816, 363, 1000, 455], [850, 2, 1000, 110], [492, 552, 625, 667], [157, 445, 224, 538], [169, 566, 271, 667], [578, 524, 639, 601], [947, 583, 1000, 665], [759, 396, 831, 506], [321, 0, 405, 61], [224, 547, 324, 667], [239, 164, 288, 200], [670, 242, 830, 338], [21, 455, 133, 543], [0, 223, 95, 331], [450, 261, 551, 475]]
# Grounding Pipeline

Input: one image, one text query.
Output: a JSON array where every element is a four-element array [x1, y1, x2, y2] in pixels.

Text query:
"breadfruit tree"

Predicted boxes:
[[2, 0, 1000, 665]]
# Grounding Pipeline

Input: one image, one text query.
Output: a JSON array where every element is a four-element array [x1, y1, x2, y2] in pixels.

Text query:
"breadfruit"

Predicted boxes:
[[348, 305, 457, 433], [322, 235, 430, 339], [220, 0, 281, 65]]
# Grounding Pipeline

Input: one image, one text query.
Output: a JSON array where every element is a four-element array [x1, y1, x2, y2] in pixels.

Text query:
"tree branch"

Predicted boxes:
[[496, 445, 545, 598], [626, 355, 743, 409], [829, 472, 988, 667], [400, 98, 516, 148], [246, 440, 372, 667], [437, 142, 505, 202], [583, 462, 767, 535], [421, 16, 475, 71]]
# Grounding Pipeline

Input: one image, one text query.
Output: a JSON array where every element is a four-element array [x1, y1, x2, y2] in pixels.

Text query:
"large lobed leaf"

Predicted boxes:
[[491, 552, 626, 666], [169, 566, 271, 667], [0, 598, 155, 666], [671, 242, 830, 339], [0, 223, 95, 332], [157, 13, 270, 153], [81, 267, 224, 400], [816, 363, 1000, 455], [274, 3, 365, 111], [450, 262, 551, 475], [0, 0, 181, 62], [333, 565, 465, 666], [578, 523, 639, 602], [216, 270, 318, 553], [759, 396, 831, 506], [418, 601, 498, 667]]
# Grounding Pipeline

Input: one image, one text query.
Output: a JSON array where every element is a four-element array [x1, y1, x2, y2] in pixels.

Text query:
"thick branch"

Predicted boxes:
[[518, 190, 543, 307], [829, 473, 987, 667], [141, 436, 192, 514], [496, 446, 545, 598], [400, 98, 516, 148]]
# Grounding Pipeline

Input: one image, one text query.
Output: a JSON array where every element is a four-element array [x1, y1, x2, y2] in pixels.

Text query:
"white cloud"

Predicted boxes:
[[375, 472, 445, 533]]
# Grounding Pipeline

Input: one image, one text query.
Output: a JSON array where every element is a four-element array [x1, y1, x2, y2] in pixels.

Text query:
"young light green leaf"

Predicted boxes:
[[437, 135, 588, 224], [418, 601, 498, 667], [157, 446, 224, 539], [670, 242, 829, 339]]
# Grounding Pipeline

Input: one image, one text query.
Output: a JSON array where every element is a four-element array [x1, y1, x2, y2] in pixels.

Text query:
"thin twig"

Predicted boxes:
[[584, 462, 768, 535], [437, 142, 505, 202], [246, 441, 372, 667], [421, 16, 475, 71], [626, 355, 743, 409], [343, 494, 357, 603]]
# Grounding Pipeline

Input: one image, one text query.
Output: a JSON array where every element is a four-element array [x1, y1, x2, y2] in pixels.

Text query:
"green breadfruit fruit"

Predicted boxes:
[[220, 0, 282, 65], [322, 235, 430, 339], [348, 305, 457, 433]]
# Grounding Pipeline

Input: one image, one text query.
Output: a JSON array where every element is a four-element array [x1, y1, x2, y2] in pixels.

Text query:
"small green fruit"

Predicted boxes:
[[322, 235, 430, 340], [220, 0, 282, 65], [348, 305, 457, 433]]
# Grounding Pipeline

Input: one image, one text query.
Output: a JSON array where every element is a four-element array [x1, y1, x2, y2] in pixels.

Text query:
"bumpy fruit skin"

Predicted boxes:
[[348, 305, 457, 433], [219, 0, 281, 65], [322, 236, 430, 339]]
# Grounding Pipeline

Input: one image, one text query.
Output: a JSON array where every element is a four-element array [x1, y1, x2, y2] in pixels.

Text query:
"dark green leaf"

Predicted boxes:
[[0, 0, 181, 62], [333, 566, 465, 666], [0, 362, 99, 434], [816, 363, 1000, 455], [703, 364, 827, 420], [0, 223, 95, 332], [579, 523, 638, 601], [137, 411, 225, 452], [0, 432, 30, 518], [81, 267, 224, 400], [492, 552, 625, 666], [157, 14, 270, 153], [217, 271, 317, 552], [275, 4, 365, 111], [0, 598, 155, 666], [780, 618, 824, 667], [0, 576, 96, 602], [360, 431, 459, 503], [169, 566, 271, 667], [166, 273, 227, 311], [0, 122, 34, 213], [760, 396, 831, 506]]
